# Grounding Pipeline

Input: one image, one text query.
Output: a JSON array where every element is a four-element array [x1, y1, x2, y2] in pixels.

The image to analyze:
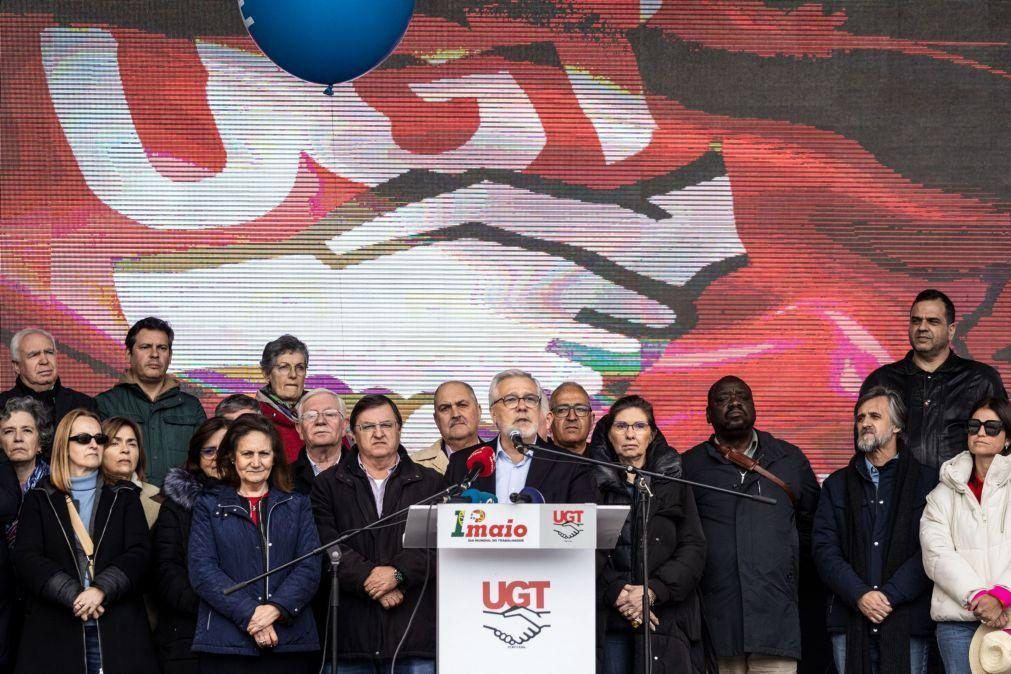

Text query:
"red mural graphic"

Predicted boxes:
[[1, 1, 1008, 473]]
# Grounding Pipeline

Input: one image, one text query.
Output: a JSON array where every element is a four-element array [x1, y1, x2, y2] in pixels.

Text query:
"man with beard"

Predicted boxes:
[[860, 289, 1006, 470], [681, 376, 820, 674], [547, 381, 595, 455], [813, 386, 936, 674], [444, 369, 596, 504], [411, 380, 486, 475]]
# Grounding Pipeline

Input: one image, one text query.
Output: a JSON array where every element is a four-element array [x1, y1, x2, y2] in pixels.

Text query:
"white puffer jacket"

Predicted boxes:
[[920, 451, 1011, 622]]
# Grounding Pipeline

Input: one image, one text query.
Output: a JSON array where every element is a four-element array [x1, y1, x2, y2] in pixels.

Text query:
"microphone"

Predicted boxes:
[[509, 487, 545, 504], [462, 445, 495, 489], [461, 488, 498, 503], [508, 429, 529, 452]]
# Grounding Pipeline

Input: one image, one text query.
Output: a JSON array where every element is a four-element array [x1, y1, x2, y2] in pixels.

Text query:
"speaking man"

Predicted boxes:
[[444, 369, 596, 504]]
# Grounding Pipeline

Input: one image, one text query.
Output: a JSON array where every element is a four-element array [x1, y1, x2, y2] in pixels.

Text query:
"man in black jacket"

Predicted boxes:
[[860, 288, 1007, 470], [682, 376, 820, 674], [813, 386, 936, 674], [311, 394, 443, 672], [444, 368, 597, 504], [0, 328, 96, 454]]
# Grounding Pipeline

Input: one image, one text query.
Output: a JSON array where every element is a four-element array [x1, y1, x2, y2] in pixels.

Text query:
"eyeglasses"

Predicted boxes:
[[492, 394, 541, 409], [612, 421, 650, 433], [968, 420, 1005, 437], [200, 446, 218, 457], [355, 421, 397, 434], [69, 433, 109, 445], [273, 363, 307, 376], [551, 404, 592, 418], [302, 409, 343, 423]]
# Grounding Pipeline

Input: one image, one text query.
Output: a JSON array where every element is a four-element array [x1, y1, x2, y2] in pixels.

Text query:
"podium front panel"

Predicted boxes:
[[438, 548, 595, 674]]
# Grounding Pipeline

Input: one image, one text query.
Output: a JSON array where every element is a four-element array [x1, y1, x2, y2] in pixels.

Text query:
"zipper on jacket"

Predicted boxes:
[[91, 491, 120, 574], [262, 494, 293, 601]]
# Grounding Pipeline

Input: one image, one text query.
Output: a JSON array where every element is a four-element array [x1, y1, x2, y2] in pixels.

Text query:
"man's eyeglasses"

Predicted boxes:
[[302, 409, 343, 423], [551, 404, 592, 418], [968, 420, 1005, 437], [69, 433, 109, 445], [273, 363, 307, 376], [612, 421, 650, 433], [492, 394, 541, 409], [356, 421, 397, 434], [200, 446, 218, 457]]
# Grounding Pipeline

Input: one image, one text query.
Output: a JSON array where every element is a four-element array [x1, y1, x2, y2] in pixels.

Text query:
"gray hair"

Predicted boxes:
[[1, 396, 53, 449], [259, 334, 309, 375], [10, 328, 56, 363], [214, 393, 260, 417], [488, 369, 546, 408], [854, 385, 907, 432], [296, 388, 347, 417]]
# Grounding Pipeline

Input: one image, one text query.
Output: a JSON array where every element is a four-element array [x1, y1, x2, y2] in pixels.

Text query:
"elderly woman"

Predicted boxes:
[[152, 416, 229, 674], [101, 417, 161, 527], [588, 395, 709, 674], [1, 397, 52, 542], [256, 334, 310, 462], [921, 397, 1011, 674], [188, 414, 320, 673], [13, 408, 157, 674]]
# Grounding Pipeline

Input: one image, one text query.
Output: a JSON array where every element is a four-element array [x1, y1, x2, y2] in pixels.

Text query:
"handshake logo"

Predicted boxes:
[[481, 580, 551, 647], [552, 509, 585, 540]]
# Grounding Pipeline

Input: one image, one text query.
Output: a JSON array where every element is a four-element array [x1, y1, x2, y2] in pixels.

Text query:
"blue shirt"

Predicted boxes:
[[494, 437, 533, 504]]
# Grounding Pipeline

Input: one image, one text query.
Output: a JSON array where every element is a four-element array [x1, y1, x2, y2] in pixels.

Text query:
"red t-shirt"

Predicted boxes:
[[246, 493, 267, 526], [968, 472, 984, 503]]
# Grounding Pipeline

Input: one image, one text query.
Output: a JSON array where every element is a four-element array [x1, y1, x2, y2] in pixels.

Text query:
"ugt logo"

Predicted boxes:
[[552, 509, 584, 540], [481, 581, 551, 647]]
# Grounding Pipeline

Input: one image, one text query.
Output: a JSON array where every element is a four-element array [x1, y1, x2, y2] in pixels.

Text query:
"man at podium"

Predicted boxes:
[[445, 369, 597, 504]]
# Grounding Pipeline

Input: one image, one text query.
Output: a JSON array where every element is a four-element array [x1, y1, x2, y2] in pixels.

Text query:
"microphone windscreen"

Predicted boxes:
[[461, 488, 498, 503], [465, 445, 495, 477], [518, 486, 545, 504]]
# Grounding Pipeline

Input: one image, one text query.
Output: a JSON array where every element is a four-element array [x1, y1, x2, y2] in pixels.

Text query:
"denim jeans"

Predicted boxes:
[[936, 621, 978, 674], [330, 658, 435, 674], [84, 624, 101, 674], [603, 632, 634, 674], [830, 633, 929, 674]]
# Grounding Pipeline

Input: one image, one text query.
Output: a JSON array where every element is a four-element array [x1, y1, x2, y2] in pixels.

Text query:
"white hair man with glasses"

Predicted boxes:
[[291, 388, 347, 496], [444, 369, 597, 504], [547, 381, 595, 455]]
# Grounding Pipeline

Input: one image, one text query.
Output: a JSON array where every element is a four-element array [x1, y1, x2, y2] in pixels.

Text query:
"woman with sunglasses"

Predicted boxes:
[[188, 414, 320, 673], [587, 395, 709, 673], [151, 416, 229, 674], [12, 408, 157, 674], [921, 397, 1011, 673]]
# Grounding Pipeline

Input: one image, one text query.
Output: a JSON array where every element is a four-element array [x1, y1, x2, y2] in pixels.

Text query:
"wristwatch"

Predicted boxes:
[[393, 568, 405, 585]]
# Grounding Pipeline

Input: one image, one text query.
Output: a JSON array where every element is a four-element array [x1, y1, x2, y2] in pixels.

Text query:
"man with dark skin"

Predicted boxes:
[[682, 376, 820, 674], [861, 289, 1006, 470]]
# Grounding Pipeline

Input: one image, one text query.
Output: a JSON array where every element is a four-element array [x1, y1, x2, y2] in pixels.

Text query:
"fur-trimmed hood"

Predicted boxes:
[[161, 467, 205, 511]]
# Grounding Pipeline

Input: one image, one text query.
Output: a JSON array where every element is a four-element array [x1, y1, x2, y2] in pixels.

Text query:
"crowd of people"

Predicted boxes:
[[0, 288, 1008, 674]]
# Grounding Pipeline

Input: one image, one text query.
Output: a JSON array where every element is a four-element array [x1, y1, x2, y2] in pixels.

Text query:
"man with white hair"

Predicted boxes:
[[444, 368, 596, 504], [291, 387, 348, 495], [0, 328, 96, 452]]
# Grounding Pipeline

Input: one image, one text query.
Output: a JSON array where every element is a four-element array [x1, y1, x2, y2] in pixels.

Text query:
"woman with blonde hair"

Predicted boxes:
[[13, 407, 157, 674], [101, 416, 162, 527]]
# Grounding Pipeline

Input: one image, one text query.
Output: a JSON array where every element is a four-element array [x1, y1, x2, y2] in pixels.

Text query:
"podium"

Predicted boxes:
[[404, 503, 629, 674]]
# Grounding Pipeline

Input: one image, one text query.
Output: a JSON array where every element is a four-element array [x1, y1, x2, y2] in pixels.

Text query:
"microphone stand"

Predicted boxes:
[[223, 477, 475, 674], [511, 436, 776, 674]]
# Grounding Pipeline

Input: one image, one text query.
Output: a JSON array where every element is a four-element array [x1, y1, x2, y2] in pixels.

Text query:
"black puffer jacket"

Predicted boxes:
[[150, 467, 214, 673], [13, 477, 158, 674], [588, 420, 709, 674]]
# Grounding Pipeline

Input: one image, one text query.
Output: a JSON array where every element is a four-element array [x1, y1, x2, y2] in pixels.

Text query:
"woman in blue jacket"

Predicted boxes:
[[188, 414, 320, 673]]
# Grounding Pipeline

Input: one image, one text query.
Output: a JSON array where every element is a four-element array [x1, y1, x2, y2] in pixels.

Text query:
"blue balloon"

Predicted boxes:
[[238, 0, 415, 93]]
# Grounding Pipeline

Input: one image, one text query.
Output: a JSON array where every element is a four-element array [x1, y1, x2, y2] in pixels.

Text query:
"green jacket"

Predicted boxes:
[[96, 375, 207, 486]]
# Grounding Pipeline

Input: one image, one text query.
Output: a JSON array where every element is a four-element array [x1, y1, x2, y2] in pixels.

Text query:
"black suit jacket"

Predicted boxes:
[[444, 437, 598, 504]]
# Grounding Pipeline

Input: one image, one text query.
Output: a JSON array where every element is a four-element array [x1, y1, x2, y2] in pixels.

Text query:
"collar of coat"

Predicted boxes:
[[703, 429, 788, 464], [118, 370, 182, 400], [12, 376, 66, 398], [35, 474, 139, 498], [895, 349, 967, 375], [939, 450, 1011, 492], [256, 386, 302, 421], [337, 445, 423, 485]]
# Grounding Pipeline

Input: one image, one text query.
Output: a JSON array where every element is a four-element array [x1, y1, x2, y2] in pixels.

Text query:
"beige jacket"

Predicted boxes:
[[409, 440, 450, 475], [920, 451, 1011, 621]]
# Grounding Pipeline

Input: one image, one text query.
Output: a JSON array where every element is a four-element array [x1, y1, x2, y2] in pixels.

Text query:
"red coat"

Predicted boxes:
[[258, 400, 303, 464]]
